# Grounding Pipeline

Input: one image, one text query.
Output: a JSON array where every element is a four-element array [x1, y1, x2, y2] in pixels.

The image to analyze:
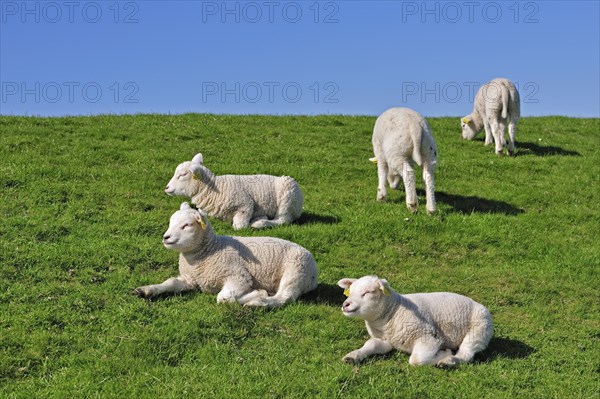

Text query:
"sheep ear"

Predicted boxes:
[[190, 164, 202, 180], [338, 278, 356, 296], [378, 279, 392, 296], [180, 202, 192, 211], [192, 153, 204, 164], [195, 213, 207, 230]]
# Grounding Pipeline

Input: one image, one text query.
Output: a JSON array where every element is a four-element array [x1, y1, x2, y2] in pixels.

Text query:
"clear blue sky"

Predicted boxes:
[[1, 0, 598, 117]]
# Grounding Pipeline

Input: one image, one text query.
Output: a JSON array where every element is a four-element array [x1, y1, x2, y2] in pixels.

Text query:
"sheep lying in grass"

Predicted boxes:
[[372, 107, 438, 214], [461, 78, 521, 156], [338, 276, 493, 367], [165, 153, 303, 229], [134, 203, 318, 308]]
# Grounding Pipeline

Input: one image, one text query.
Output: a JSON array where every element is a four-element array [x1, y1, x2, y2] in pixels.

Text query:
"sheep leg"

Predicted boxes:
[[507, 118, 517, 156], [490, 120, 504, 156], [402, 161, 418, 213], [483, 120, 493, 146], [250, 215, 291, 229], [232, 209, 253, 230], [133, 276, 195, 299], [376, 159, 389, 201], [217, 280, 264, 304], [342, 338, 393, 364], [408, 338, 447, 366], [243, 268, 305, 308], [445, 318, 494, 366], [422, 161, 436, 215]]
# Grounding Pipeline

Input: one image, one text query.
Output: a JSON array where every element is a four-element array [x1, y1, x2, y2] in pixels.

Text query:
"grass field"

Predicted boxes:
[[0, 114, 598, 398]]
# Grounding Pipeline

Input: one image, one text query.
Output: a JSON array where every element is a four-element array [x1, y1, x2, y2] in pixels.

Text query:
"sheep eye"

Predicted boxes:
[[181, 224, 189, 229]]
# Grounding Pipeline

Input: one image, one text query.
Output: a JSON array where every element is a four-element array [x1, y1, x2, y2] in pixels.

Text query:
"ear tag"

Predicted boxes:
[[462, 117, 470, 124], [369, 157, 378, 164], [380, 285, 391, 296], [196, 216, 206, 230], [343, 288, 350, 297]]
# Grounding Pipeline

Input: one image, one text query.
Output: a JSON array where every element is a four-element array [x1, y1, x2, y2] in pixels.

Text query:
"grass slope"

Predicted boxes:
[[0, 114, 598, 398]]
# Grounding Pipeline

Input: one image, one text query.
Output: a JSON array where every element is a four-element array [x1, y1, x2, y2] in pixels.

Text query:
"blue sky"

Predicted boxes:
[[1, 0, 598, 117]]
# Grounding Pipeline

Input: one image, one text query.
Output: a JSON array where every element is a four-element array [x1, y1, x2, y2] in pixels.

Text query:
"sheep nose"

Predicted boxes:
[[163, 234, 171, 241], [342, 300, 350, 310]]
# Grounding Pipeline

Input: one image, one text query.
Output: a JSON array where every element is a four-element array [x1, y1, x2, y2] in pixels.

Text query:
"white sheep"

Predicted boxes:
[[134, 202, 318, 308], [338, 276, 493, 367], [165, 153, 303, 229], [372, 107, 438, 214], [461, 78, 521, 156]]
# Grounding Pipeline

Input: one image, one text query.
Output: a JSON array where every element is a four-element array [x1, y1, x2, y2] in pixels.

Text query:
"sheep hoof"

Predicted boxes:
[[408, 204, 418, 213], [436, 356, 457, 369], [132, 287, 150, 298], [342, 354, 360, 364], [496, 151, 503, 157], [507, 150, 515, 157], [426, 208, 436, 215]]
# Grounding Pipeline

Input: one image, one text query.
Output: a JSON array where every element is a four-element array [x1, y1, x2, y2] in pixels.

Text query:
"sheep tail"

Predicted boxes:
[[501, 83, 509, 120]]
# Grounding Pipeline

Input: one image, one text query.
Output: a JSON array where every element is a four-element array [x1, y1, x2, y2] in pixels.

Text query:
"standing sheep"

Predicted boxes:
[[165, 153, 303, 229], [338, 276, 493, 367], [461, 78, 521, 156], [372, 107, 438, 214], [133, 203, 318, 308]]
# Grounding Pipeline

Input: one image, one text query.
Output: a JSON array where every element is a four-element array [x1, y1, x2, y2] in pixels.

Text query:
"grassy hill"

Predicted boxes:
[[0, 114, 598, 398]]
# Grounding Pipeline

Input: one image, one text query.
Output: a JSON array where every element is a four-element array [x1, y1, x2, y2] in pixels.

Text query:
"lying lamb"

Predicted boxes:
[[165, 153, 303, 229], [338, 276, 493, 367], [461, 78, 521, 156], [134, 203, 318, 308], [372, 107, 438, 214]]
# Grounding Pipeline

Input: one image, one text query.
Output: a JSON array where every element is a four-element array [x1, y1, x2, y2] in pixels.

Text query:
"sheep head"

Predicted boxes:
[[165, 153, 212, 198], [338, 276, 393, 321], [162, 202, 212, 253]]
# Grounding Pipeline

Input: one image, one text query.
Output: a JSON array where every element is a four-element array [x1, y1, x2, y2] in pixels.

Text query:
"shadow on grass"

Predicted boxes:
[[476, 337, 535, 363], [516, 141, 581, 157], [300, 283, 344, 307], [296, 211, 341, 226], [417, 189, 524, 216]]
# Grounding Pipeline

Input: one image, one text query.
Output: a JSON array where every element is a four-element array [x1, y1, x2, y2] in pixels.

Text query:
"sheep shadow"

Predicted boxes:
[[476, 337, 535, 363], [300, 283, 344, 307], [418, 189, 524, 216], [516, 141, 581, 157], [297, 211, 341, 226]]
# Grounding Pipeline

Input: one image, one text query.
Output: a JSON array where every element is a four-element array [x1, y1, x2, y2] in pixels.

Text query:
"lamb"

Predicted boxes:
[[133, 202, 318, 308], [461, 78, 521, 156], [338, 276, 493, 367], [165, 153, 303, 229], [371, 107, 438, 214]]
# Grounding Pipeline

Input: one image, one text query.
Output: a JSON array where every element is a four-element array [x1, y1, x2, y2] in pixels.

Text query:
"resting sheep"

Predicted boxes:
[[461, 78, 521, 156], [338, 276, 493, 367], [134, 202, 318, 308], [372, 107, 438, 214], [165, 153, 303, 229]]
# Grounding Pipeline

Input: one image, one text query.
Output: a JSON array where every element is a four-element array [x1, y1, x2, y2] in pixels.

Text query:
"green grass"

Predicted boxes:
[[0, 114, 598, 398]]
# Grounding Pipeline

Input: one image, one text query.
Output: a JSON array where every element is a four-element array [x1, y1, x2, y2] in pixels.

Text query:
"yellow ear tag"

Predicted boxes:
[[196, 216, 206, 230], [192, 170, 201, 180], [380, 285, 391, 296], [369, 157, 378, 164], [343, 288, 350, 297], [462, 117, 470, 124]]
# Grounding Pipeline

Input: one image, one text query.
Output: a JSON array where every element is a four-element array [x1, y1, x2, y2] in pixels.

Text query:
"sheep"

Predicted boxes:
[[337, 276, 493, 367], [133, 202, 318, 308], [461, 78, 521, 156], [165, 153, 303, 229], [371, 107, 438, 214]]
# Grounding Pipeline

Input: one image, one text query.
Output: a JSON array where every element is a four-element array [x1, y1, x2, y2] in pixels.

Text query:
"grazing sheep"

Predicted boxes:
[[165, 153, 303, 229], [461, 78, 521, 156], [372, 107, 438, 214], [338, 276, 493, 367], [133, 203, 318, 308]]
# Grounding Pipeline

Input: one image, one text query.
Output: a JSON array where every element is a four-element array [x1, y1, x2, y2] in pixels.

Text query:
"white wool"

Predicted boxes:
[[134, 202, 318, 308], [372, 107, 438, 214], [165, 153, 303, 229], [338, 276, 493, 367], [461, 78, 521, 156]]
